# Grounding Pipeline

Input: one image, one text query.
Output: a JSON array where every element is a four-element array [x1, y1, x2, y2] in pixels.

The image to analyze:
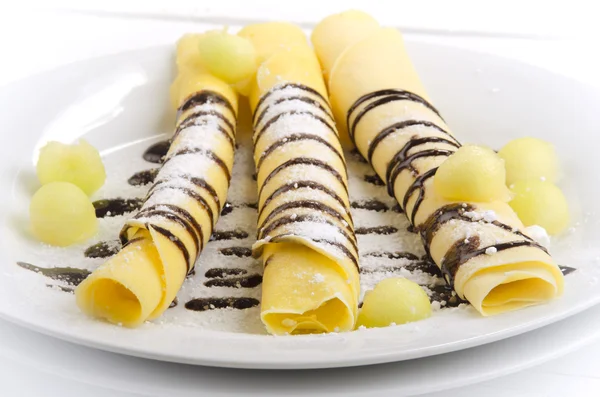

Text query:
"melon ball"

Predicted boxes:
[[499, 137, 559, 184], [30, 182, 98, 246], [509, 179, 569, 235], [357, 278, 432, 328], [197, 32, 257, 84], [36, 139, 106, 195], [175, 34, 206, 72], [434, 145, 511, 202]]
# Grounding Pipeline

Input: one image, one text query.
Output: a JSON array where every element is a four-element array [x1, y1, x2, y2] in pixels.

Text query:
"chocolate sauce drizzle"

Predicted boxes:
[[355, 226, 398, 235], [185, 297, 260, 312], [351, 200, 389, 212], [16, 262, 90, 286], [178, 90, 235, 117], [254, 95, 335, 128], [205, 268, 248, 278], [385, 136, 457, 196], [258, 200, 353, 234], [258, 157, 348, 198], [210, 229, 249, 241], [257, 133, 346, 170], [252, 83, 329, 125], [220, 202, 234, 216], [163, 147, 231, 181], [364, 174, 385, 186], [258, 214, 358, 253], [560, 265, 576, 276], [347, 89, 443, 145], [84, 240, 121, 259], [143, 140, 170, 164], [204, 274, 263, 288], [367, 121, 459, 164], [128, 168, 159, 186], [219, 247, 252, 257], [254, 110, 337, 148], [259, 180, 347, 219], [93, 198, 143, 218]]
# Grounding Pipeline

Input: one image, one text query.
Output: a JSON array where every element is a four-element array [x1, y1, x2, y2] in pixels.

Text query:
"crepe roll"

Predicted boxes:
[[312, 11, 563, 316], [243, 24, 360, 334], [75, 38, 238, 327]]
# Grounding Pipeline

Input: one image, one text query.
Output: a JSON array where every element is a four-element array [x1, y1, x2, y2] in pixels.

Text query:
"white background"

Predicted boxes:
[[2, 2, 600, 396]]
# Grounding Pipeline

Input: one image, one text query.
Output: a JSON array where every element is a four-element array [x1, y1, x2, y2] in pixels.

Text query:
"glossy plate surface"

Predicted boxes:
[[0, 38, 599, 369]]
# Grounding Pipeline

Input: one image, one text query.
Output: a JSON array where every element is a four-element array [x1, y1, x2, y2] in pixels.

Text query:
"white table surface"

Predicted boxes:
[[2, 3, 600, 396]]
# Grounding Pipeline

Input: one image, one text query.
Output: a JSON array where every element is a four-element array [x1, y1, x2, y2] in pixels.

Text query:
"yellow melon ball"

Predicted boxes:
[[175, 34, 207, 72], [197, 32, 258, 84], [434, 145, 511, 202], [30, 182, 98, 246], [498, 137, 559, 184], [36, 139, 106, 195], [509, 179, 569, 235], [357, 278, 432, 329]]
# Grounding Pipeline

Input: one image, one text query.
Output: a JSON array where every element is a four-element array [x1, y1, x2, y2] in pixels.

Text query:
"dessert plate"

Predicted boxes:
[[0, 34, 599, 369]]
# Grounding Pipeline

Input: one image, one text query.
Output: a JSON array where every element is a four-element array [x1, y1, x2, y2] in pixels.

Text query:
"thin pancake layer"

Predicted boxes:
[[75, 47, 238, 327], [312, 11, 563, 316], [243, 23, 360, 334]]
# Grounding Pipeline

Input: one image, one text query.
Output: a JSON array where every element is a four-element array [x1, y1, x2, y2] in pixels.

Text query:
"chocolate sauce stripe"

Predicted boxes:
[[145, 184, 215, 229], [368, 121, 460, 164], [441, 239, 546, 285], [419, 203, 539, 254], [149, 175, 221, 211], [363, 251, 419, 260], [173, 119, 235, 149], [135, 204, 205, 251], [258, 200, 353, 235], [184, 297, 259, 311], [259, 214, 358, 253], [253, 110, 337, 148], [177, 109, 235, 136], [148, 225, 192, 273], [253, 95, 335, 127], [355, 226, 398, 235], [350, 200, 389, 212], [204, 274, 263, 288], [178, 90, 235, 117], [205, 268, 248, 278], [347, 89, 443, 144], [252, 83, 329, 123], [387, 148, 455, 195], [256, 133, 347, 171], [402, 167, 438, 225], [136, 209, 201, 254], [257, 157, 349, 200], [265, 234, 359, 270], [218, 247, 252, 257], [163, 147, 231, 181], [258, 180, 349, 220]]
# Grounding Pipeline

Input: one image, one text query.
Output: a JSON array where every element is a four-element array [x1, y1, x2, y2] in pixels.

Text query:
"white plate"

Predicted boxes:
[[1, 300, 600, 396], [0, 35, 600, 369]]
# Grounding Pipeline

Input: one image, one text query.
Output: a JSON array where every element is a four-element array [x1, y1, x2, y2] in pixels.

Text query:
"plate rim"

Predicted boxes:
[[0, 41, 598, 370]]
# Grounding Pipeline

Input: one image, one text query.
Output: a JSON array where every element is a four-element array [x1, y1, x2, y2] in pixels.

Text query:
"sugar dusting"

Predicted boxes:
[[10, 125, 585, 335]]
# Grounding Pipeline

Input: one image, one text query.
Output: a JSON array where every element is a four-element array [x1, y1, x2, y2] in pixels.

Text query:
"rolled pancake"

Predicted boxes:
[[242, 24, 360, 334], [312, 11, 563, 316], [75, 42, 238, 327]]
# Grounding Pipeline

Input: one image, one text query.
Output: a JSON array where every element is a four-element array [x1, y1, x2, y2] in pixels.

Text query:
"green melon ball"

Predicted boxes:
[[197, 32, 258, 84], [30, 182, 98, 246], [36, 139, 106, 195], [357, 278, 432, 328], [509, 179, 569, 235], [434, 145, 511, 202], [499, 137, 559, 184]]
